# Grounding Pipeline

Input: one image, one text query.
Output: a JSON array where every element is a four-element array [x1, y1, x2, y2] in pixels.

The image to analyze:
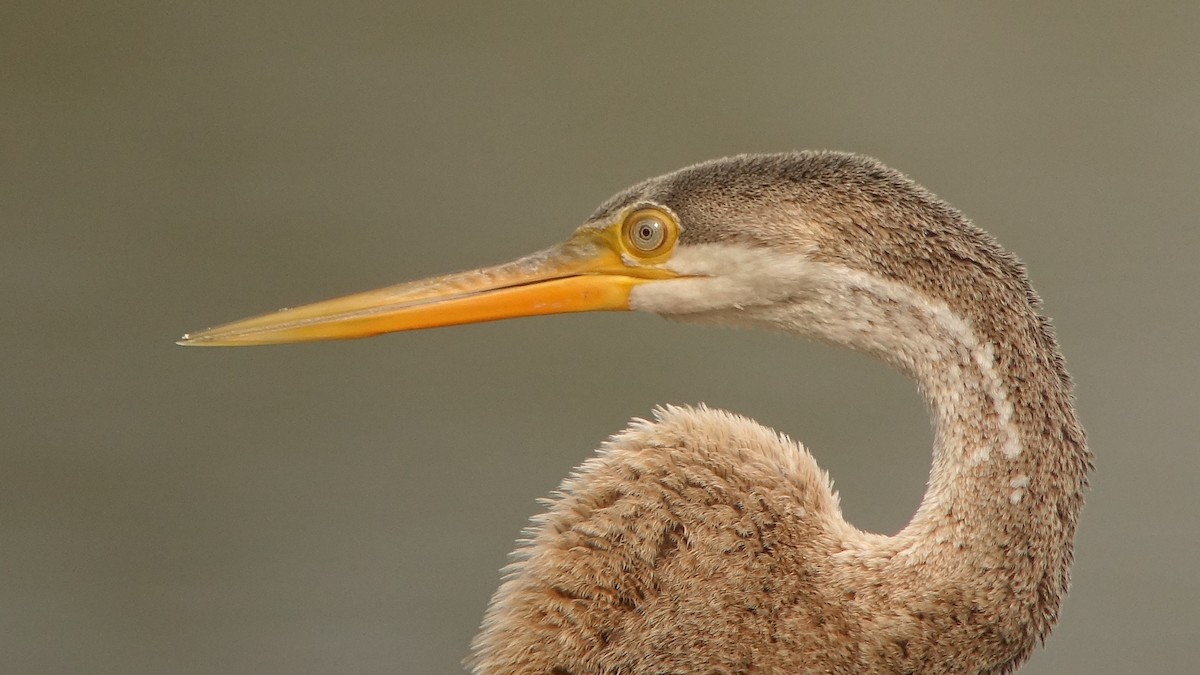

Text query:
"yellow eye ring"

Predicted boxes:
[[620, 207, 678, 260]]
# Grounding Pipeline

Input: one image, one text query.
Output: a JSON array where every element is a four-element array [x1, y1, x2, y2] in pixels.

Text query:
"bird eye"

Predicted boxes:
[[631, 217, 665, 250], [621, 208, 677, 257]]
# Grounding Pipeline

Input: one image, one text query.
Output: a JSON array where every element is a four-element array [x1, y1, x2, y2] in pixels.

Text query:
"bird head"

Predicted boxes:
[[179, 152, 1009, 347]]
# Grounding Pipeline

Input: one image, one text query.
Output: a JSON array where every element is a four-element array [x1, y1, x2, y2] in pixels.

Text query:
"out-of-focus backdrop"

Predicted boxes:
[[4, 3, 1196, 673]]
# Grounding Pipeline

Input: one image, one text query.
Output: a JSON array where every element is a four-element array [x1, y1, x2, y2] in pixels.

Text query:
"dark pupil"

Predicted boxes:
[[639, 225, 653, 239]]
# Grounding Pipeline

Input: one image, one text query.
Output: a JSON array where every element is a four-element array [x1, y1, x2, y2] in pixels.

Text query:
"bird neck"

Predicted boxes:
[[734, 260, 1089, 647]]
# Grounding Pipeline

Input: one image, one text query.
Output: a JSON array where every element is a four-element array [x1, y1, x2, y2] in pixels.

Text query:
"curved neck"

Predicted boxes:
[[713, 259, 1090, 654]]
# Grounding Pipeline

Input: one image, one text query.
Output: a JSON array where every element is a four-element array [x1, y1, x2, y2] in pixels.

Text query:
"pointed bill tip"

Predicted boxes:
[[176, 332, 221, 347]]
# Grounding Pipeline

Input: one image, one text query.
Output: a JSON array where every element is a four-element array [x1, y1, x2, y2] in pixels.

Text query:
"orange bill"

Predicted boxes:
[[178, 226, 679, 346]]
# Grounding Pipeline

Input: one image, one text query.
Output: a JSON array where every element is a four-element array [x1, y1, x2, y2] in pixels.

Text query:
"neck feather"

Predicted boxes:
[[785, 261, 1087, 657], [638, 246, 1090, 664]]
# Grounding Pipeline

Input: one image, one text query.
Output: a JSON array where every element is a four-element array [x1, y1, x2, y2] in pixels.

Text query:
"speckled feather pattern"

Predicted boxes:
[[469, 152, 1090, 674]]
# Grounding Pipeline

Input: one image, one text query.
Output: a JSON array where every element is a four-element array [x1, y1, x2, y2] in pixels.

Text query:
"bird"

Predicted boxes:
[[180, 151, 1091, 674]]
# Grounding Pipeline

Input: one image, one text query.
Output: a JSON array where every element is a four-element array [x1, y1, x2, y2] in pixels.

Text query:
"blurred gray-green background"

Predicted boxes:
[[4, 2, 1197, 673]]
